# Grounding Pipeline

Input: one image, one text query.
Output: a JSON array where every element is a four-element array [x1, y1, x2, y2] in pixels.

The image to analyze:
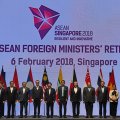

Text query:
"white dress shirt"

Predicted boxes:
[[36, 86, 39, 90], [62, 87, 64, 96], [10, 87, 13, 93], [101, 87, 104, 93], [49, 89, 51, 95], [23, 88, 25, 94], [74, 87, 78, 94], [88, 87, 91, 92]]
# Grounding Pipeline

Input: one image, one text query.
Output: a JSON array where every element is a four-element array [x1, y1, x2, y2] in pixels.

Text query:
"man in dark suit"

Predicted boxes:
[[83, 82, 95, 118], [32, 80, 43, 118], [70, 81, 81, 118], [18, 82, 30, 118], [0, 82, 5, 118], [96, 81, 108, 118], [44, 82, 55, 118], [58, 80, 68, 118], [6, 81, 17, 118]]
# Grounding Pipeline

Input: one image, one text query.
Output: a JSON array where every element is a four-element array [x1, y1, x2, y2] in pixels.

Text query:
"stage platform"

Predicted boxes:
[[0, 116, 120, 120]]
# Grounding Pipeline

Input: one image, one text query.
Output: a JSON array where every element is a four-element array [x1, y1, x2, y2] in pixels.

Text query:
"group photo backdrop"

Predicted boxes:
[[0, 0, 120, 116]]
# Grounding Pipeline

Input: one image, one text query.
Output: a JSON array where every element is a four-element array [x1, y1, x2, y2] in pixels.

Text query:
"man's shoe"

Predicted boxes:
[[33, 115, 36, 118], [73, 115, 76, 118], [90, 116, 93, 118], [104, 116, 107, 118], [7, 116, 10, 118], [19, 116, 23, 118], [11, 115, 14, 118]]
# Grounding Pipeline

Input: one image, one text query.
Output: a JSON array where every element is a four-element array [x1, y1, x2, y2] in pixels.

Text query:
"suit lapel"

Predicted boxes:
[[99, 87, 102, 92], [87, 87, 90, 92], [73, 88, 75, 94]]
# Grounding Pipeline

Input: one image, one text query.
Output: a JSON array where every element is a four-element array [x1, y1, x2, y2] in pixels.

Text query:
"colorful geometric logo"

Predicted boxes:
[[29, 5, 60, 40]]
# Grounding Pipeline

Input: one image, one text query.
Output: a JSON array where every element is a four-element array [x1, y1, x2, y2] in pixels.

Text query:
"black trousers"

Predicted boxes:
[[46, 102, 54, 117], [59, 101, 67, 117], [7, 101, 15, 117], [85, 102, 93, 117], [33, 99, 41, 116], [110, 102, 118, 117], [2, 103, 4, 116], [0, 102, 4, 117], [20, 101, 28, 116], [99, 102, 107, 117], [72, 102, 80, 116]]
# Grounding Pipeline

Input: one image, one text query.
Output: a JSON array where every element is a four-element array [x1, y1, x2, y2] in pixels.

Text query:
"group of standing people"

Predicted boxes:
[[83, 81, 119, 118], [0, 80, 119, 118]]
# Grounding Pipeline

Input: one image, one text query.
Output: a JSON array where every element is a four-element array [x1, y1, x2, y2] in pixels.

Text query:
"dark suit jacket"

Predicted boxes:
[[6, 87, 17, 102], [70, 87, 82, 102], [32, 86, 43, 100], [18, 87, 30, 102], [44, 88, 56, 103], [0, 88, 5, 102], [97, 86, 108, 102], [58, 86, 68, 101], [83, 87, 95, 103]]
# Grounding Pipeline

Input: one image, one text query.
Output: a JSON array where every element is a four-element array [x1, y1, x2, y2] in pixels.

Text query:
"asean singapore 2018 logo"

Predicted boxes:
[[29, 5, 60, 40]]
